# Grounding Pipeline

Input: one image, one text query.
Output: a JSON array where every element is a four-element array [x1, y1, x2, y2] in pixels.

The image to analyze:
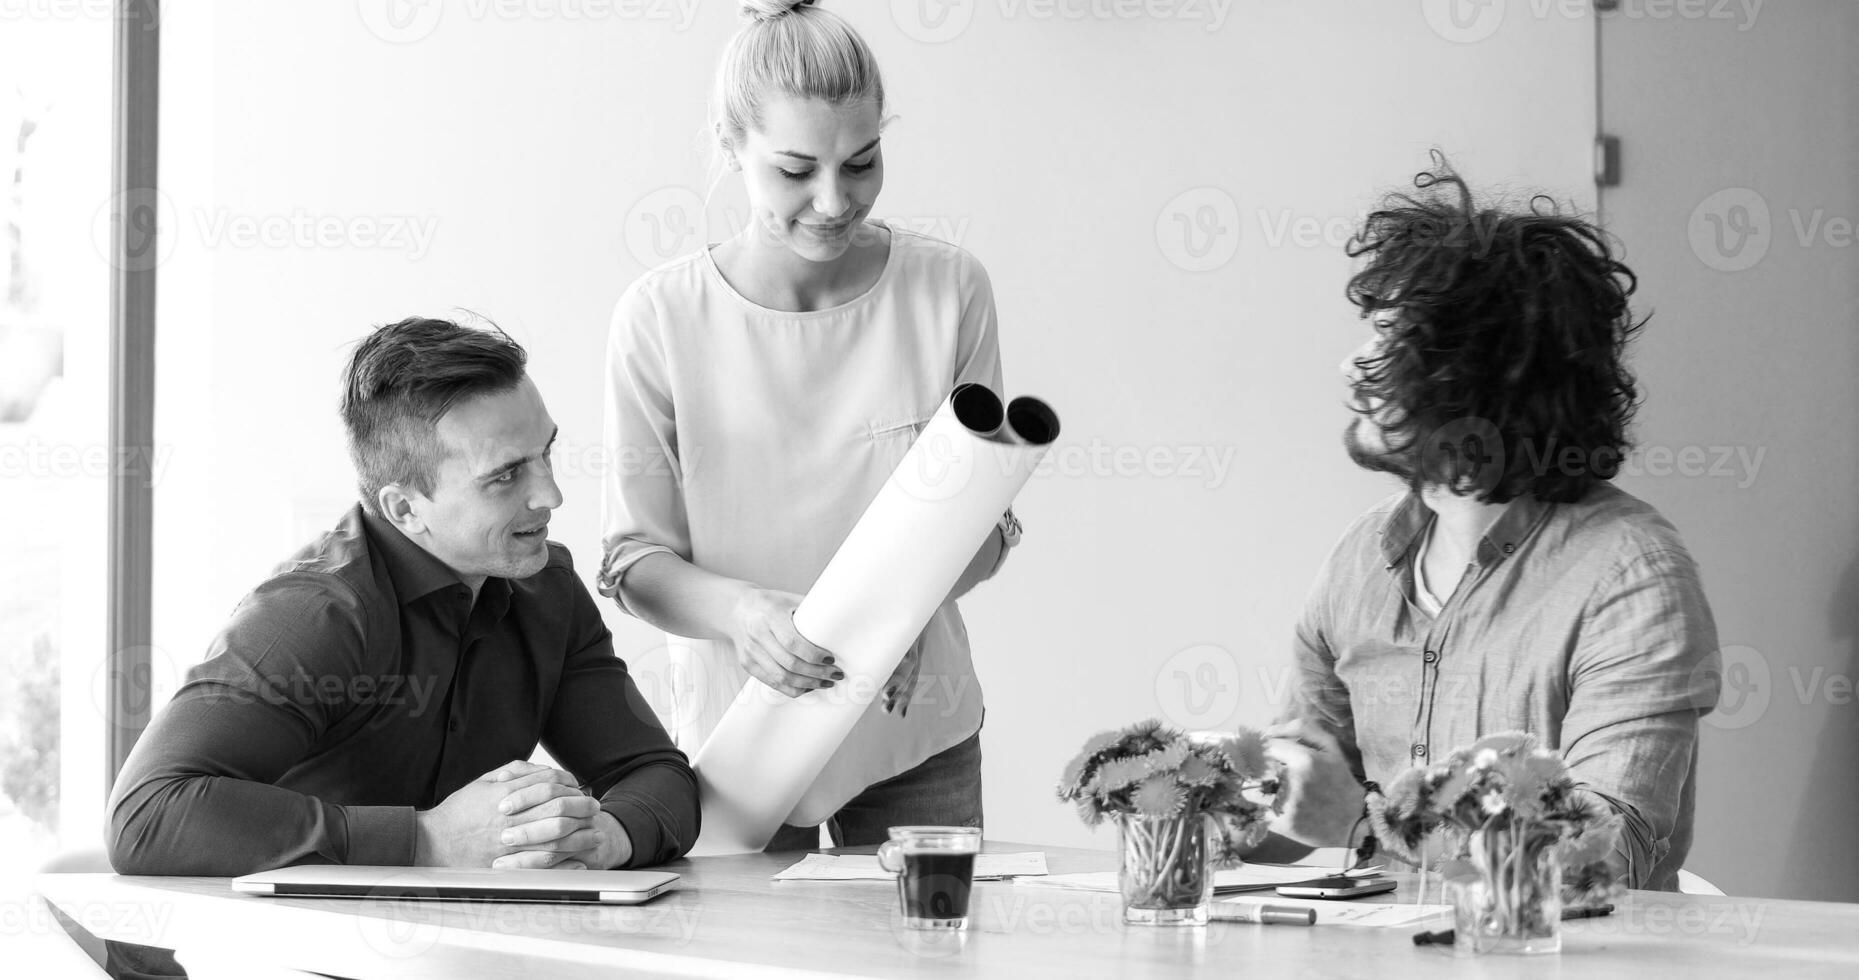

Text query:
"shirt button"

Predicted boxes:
[[1502, 543, 1516, 555], [1411, 744, 1428, 759], [448, 718, 460, 733], [1424, 650, 1439, 663]]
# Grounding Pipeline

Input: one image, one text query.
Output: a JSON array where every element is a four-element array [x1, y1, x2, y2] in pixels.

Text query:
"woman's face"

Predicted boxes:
[[733, 95, 885, 264]]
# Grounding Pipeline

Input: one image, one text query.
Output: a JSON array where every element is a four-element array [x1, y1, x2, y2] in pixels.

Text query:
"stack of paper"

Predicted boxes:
[[773, 852, 1050, 882]]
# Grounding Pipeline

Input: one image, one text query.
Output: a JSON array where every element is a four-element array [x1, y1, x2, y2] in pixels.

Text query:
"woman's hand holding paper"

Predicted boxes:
[[731, 587, 845, 698]]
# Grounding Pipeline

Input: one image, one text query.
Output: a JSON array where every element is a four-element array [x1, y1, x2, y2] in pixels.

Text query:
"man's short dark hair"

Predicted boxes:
[[341, 317, 528, 516], [1344, 153, 1646, 504]]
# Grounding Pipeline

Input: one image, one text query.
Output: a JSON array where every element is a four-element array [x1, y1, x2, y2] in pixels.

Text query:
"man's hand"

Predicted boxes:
[[1263, 721, 1367, 847], [413, 761, 584, 868], [883, 636, 923, 716], [491, 765, 634, 870]]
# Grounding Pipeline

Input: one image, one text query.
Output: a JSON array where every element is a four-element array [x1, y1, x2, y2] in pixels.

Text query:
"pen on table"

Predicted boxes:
[[1412, 904, 1615, 946], [1211, 903, 1316, 926]]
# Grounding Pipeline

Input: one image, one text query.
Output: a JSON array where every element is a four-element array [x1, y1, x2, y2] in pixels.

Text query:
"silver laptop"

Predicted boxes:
[[232, 865, 680, 905]]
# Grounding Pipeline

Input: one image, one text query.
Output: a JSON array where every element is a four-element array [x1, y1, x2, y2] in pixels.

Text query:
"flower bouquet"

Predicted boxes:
[[1370, 732, 1624, 954], [1057, 719, 1278, 925]]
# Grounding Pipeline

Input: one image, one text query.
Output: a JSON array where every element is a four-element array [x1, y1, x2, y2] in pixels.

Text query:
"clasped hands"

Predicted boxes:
[[414, 760, 632, 871]]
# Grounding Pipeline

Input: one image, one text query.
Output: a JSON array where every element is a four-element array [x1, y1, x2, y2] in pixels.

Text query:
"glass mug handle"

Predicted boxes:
[[878, 840, 907, 874]]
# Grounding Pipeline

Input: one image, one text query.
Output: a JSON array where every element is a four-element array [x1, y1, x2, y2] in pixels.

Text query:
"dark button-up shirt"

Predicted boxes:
[[108, 505, 699, 875], [1284, 484, 1722, 891]]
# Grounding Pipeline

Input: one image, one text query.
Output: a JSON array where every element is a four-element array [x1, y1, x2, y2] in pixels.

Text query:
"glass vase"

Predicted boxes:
[[1115, 812, 1214, 926], [1447, 823, 1563, 955]]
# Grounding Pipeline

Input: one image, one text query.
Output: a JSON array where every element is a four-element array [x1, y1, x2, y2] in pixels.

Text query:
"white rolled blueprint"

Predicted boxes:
[[690, 384, 1060, 855]]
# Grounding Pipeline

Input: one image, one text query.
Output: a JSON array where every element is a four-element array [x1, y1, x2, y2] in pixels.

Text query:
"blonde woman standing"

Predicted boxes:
[[599, 0, 1019, 850]]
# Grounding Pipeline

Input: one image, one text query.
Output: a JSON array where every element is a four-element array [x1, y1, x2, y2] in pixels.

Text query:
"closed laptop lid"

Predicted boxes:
[[231, 865, 680, 905]]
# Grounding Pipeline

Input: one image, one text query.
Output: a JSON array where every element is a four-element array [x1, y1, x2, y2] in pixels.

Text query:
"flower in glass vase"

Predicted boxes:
[[1056, 719, 1279, 925], [1369, 732, 1625, 955]]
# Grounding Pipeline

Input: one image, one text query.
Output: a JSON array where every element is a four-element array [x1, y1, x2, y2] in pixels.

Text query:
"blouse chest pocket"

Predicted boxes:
[[866, 408, 940, 444]]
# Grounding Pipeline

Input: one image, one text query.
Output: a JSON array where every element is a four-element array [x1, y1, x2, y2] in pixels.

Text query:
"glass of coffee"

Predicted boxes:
[[877, 826, 981, 931]]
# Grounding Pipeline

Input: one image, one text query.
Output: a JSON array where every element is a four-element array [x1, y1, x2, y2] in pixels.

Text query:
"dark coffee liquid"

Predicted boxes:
[[897, 851, 976, 920]]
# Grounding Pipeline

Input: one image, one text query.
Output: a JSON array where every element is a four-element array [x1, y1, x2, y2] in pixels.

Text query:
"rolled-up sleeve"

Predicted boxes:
[[599, 284, 690, 614], [1562, 548, 1722, 889], [543, 572, 700, 866]]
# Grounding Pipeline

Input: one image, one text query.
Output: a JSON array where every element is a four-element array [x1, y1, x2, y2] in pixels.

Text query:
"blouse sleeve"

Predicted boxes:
[[599, 282, 692, 616]]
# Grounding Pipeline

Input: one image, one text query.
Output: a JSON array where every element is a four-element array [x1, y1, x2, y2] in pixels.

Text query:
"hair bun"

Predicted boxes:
[[740, 0, 817, 22]]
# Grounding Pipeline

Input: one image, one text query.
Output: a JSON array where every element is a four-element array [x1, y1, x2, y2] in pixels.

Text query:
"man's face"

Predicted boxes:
[[410, 375, 561, 584], [1340, 307, 1414, 479]]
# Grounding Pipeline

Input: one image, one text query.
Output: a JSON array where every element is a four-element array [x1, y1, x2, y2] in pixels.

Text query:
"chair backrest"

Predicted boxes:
[[1676, 868, 1725, 896]]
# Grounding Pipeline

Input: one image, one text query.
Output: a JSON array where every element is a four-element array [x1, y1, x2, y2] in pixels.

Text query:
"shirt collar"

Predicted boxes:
[[1378, 492, 1551, 570], [358, 505, 465, 605], [358, 508, 519, 626]]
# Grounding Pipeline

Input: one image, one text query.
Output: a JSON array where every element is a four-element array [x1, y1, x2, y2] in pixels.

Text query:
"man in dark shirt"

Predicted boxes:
[[108, 317, 699, 881]]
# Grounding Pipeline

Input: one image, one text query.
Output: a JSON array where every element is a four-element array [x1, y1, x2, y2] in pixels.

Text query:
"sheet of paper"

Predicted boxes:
[[1016, 864, 1381, 894], [773, 852, 1050, 882], [1212, 895, 1452, 928], [691, 387, 1059, 855]]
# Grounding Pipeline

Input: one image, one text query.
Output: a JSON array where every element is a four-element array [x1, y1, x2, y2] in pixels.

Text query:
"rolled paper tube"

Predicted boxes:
[[690, 384, 1059, 855]]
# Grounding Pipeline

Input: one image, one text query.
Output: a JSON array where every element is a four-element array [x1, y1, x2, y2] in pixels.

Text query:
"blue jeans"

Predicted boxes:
[[764, 728, 983, 851]]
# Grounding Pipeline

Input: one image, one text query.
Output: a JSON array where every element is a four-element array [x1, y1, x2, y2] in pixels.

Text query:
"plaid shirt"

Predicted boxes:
[[1285, 483, 1722, 890]]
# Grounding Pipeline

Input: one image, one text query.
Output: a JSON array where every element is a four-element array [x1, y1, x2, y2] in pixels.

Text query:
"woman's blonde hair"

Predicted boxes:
[[712, 0, 885, 156]]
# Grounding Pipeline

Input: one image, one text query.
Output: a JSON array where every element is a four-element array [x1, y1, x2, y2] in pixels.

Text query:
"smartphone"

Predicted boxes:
[[1276, 875, 1398, 900]]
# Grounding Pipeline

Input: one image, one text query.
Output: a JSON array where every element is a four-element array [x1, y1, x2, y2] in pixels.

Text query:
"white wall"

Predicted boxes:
[[154, 1, 1594, 867], [1601, 2, 1859, 901]]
